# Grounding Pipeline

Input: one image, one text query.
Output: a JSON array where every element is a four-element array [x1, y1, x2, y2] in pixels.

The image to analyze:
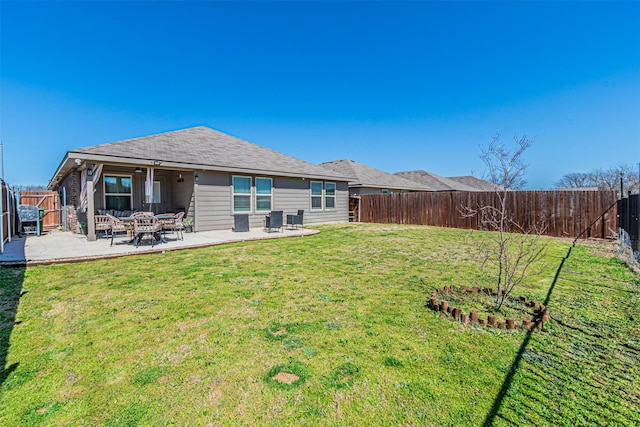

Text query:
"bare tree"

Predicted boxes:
[[14, 185, 50, 193], [463, 134, 547, 310], [555, 172, 593, 189], [556, 164, 639, 194], [481, 133, 531, 190]]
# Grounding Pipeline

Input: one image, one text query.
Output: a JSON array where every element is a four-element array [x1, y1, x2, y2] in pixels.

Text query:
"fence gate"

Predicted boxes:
[[19, 191, 62, 231], [618, 193, 639, 253]]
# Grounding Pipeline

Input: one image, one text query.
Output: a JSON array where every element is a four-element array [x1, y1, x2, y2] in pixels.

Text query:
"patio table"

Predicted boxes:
[[155, 214, 179, 240], [132, 216, 166, 247], [117, 216, 136, 243]]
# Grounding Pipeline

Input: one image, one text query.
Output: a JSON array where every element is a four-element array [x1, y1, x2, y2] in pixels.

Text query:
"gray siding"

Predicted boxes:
[[95, 167, 182, 214], [170, 171, 195, 216], [195, 173, 349, 231], [272, 178, 348, 225], [194, 171, 232, 231]]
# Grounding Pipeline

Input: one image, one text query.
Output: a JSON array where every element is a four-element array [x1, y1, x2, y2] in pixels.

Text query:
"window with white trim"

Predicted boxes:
[[255, 177, 272, 212], [325, 182, 336, 209], [152, 181, 161, 203], [311, 181, 323, 210], [233, 176, 251, 212], [104, 175, 132, 210]]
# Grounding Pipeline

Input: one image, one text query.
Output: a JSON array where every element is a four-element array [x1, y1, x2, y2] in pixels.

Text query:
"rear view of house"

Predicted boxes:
[[48, 126, 351, 240], [320, 159, 433, 195]]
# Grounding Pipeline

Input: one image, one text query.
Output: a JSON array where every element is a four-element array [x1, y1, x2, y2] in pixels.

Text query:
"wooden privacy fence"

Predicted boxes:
[[1, 179, 18, 251], [359, 190, 618, 239], [1, 180, 9, 247], [20, 191, 60, 231]]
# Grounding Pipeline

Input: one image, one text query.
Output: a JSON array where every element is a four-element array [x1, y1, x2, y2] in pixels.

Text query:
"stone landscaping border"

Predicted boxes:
[[427, 285, 549, 331]]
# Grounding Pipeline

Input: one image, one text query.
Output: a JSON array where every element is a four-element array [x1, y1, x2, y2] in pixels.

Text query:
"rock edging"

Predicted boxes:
[[427, 286, 549, 331]]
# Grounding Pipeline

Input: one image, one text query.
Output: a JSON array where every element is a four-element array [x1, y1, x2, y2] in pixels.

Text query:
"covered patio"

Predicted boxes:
[[47, 127, 351, 242], [0, 226, 318, 266]]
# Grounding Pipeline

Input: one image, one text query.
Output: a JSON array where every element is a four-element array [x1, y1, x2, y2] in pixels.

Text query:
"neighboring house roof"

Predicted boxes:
[[394, 170, 480, 192], [447, 175, 503, 191], [49, 126, 350, 187], [555, 187, 600, 191], [319, 159, 431, 191]]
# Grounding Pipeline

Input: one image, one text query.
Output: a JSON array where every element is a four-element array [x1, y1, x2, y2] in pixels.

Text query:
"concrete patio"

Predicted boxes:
[[0, 226, 318, 266]]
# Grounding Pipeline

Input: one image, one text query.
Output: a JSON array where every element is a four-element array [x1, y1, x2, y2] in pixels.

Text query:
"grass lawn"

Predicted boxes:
[[1, 223, 638, 426]]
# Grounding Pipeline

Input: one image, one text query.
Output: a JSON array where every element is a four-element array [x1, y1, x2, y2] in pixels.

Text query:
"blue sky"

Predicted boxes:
[[1, 1, 639, 189]]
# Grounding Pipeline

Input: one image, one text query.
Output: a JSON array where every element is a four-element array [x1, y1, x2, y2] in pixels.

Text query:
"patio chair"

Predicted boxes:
[[106, 214, 129, 246], [131, 211, 154, 218], [264, 210, 283, 233], [133, 216, 163, 247], [233, 213, 249, 232], [159, 211, 184, 240], [94, 215, 112, 238], [286, 210, 304, 229]]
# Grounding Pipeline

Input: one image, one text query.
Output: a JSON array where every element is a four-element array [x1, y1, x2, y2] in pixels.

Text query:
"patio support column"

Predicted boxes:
[[193, 172, 199, 233], [86, 173, 96, 241]]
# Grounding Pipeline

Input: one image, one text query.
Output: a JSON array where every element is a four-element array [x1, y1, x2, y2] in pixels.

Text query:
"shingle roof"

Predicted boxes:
[[319, 159, 431, 191], [394, 170, 480, 191], [447, 175, 503, 191], [67, 126, 349, 180]]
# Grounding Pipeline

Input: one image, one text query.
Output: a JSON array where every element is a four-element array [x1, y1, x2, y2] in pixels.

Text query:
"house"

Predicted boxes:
[[47, 126, 351, 240], [446, 175, 503, 191], [394, 170, 482, 192], [319, 159, 433, 222], [319, 159, 432, 195]]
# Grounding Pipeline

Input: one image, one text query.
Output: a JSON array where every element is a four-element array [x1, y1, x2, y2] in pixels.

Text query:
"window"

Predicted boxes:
[[152, 181, 161, 203], [311, 181, 323, 210], [233, 176, 251, 212], [104, 175, 132, 210], [325, 182, 336, 209], [255, 177, 272, 212]]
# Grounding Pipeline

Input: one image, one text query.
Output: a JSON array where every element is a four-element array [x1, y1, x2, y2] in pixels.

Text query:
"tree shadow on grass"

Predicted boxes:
[[0, 266, 26, 389], [482, 248, 569, 427], [482, 246, 640, 426]]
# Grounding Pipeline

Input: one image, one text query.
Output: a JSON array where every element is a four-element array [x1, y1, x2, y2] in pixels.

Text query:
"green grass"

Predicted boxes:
[[1, 223, 638, 426]]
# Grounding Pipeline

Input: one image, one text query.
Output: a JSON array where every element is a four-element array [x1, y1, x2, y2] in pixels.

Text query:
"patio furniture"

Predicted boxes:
[[264, 210, 283, 233], [107, 214, 130, 246], [133, 216, 164, 247], [233, 213, 249, 232], [131, 211, 154, 218], [158, 212, 184, 240], [98, 209, 135, 218], [94, 215, 112, 238], [286, 210, 304, 229]]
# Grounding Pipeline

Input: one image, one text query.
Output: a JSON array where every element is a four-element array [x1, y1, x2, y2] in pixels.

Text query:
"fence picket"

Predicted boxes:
[[359, 190, 617, 239]]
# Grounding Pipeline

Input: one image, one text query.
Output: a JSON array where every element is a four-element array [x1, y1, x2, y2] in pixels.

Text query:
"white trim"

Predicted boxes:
[[325, 182, 336, 210], [152, 180, 161, 204], [232, 175, 252, 213], [310, 180, 323, 211], [103, 174, 133, 210], [60, 153, 349, 182], [255, 176, 273, 212]]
